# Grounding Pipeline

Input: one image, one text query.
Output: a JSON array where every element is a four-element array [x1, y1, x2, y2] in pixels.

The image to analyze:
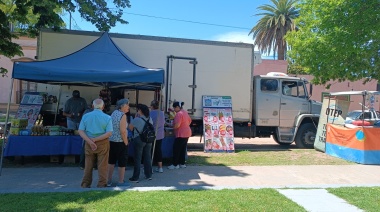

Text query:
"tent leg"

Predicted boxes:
[[0, 78, 15, 176], [151, 89, 162, 167], [54, 85, 62, 125]]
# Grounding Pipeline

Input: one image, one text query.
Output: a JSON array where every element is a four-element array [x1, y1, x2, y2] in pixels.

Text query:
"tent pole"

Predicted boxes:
[[151, 88, 161, 166], [0, 78, 15, 176], [54, 84, 62, 125]]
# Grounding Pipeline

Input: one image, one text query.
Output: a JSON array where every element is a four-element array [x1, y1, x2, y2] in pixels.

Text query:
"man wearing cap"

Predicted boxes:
[[63, 90, 88, 130]]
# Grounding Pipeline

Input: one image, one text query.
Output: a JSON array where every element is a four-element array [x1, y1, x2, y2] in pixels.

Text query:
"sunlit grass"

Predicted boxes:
[[328, 187, 380, 212], [186, 149, 353, 166], [0, 189, 306, 211]]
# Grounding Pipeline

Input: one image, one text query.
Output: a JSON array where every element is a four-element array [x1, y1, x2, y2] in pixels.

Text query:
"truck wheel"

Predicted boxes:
[[295, 123, 316, 149], [273, 134, 292, 146]]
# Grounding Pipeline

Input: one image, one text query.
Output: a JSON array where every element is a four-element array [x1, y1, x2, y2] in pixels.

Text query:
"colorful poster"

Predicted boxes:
[[314, 97, 350, 152], [15, 92, 46, 129], [203, 96, 234, 152]]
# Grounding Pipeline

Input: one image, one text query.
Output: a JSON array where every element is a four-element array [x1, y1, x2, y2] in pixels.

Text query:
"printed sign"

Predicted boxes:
[[15, 92, 46, 129], [314, 97, 350, 152], [202, 96, 234, 152]]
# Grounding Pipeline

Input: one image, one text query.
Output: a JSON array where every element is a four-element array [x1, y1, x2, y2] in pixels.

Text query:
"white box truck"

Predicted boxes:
[[37, 29, 322, 148]]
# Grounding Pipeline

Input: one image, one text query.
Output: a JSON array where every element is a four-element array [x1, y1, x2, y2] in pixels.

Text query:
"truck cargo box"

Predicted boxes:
[[38, 30, 254, 122]]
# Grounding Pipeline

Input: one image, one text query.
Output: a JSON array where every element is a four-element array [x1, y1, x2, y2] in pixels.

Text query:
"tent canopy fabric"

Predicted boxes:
[[12, 32, 164, 90]]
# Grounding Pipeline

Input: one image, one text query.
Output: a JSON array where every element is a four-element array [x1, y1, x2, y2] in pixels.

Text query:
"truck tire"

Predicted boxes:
[[295, 123, 316, 149], [273, 134, 292, 146]]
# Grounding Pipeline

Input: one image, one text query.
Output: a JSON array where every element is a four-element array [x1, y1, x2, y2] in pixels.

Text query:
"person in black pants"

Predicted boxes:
[[149, 100, 165, 173], [167, 101, 192, 169]]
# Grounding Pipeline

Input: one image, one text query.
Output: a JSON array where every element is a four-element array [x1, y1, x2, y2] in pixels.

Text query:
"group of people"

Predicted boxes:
[[64, 90, 192, 188]]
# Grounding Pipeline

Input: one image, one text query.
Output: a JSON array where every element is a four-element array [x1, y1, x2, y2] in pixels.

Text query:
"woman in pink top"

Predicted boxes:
[[168, 101, 192, 169]]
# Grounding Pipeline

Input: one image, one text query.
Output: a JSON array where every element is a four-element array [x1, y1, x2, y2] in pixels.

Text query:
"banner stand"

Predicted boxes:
[[202, 96, 235, 153]]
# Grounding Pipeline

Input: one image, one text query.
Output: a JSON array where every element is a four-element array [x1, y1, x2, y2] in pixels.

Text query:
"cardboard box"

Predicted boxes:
[[50, 156, 59, 163], [10, 127, 20, 135], [11, 119, 28, 128], [63, 155, 76, 164]]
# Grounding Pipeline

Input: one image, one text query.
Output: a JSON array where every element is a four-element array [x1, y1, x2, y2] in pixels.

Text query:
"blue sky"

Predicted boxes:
[[63, 0, 272, 49]]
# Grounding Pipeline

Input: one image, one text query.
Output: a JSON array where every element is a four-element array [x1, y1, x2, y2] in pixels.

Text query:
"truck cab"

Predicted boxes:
[[248, 73, 321, 148]]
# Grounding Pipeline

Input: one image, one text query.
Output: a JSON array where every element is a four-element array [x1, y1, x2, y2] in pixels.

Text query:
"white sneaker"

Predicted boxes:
[[154, 167, 164, 173], [179, 164, 187, 168], [167, 164, 179, 169]]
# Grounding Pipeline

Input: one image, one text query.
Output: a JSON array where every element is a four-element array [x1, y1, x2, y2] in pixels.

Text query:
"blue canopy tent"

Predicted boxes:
[[12, 32, 164, 89], [0, 32, 164, 174]]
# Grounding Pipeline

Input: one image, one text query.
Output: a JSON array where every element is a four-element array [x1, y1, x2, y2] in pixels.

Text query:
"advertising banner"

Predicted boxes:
[[326, 123, 380, 164], [314, 97, 350, 152], [202, 96, 234, 152], [15, 92, 46, 129]]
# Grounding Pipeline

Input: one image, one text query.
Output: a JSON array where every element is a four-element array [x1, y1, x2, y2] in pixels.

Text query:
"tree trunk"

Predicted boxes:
[[277, 41, 286, 60]]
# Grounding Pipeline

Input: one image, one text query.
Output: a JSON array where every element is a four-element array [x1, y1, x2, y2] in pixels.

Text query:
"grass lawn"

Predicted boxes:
[[327, 187, 380, 212], [186, 149, 353, 166], [0, 189, 306, 211]]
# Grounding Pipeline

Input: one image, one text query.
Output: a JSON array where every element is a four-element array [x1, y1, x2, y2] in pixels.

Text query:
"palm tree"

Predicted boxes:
[[249, 0, 299, 60]]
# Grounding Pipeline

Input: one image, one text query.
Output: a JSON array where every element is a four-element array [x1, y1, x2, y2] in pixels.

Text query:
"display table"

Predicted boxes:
[[4, 135, 82, 157], [326, 123, 380, 164], [128, 136, 175, 158]]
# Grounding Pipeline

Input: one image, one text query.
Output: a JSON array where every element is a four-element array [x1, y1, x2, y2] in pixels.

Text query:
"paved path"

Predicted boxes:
[[0, 138, 376, 211], [278, 189, 363, 212], [1, 164, 379, 211]]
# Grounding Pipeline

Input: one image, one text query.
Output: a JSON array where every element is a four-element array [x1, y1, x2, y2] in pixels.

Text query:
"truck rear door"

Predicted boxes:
[[165, 56, 197, 115], [279, 80, 310, 127]]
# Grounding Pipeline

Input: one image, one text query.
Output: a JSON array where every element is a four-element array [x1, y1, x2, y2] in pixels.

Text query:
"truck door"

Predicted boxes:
[[279, 80, 310, 127], [255, 78, 281, 126], [165, 56, 197, 115]]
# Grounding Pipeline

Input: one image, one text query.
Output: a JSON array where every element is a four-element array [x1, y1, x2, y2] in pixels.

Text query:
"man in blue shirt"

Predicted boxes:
[[78, 99, 113, 188]]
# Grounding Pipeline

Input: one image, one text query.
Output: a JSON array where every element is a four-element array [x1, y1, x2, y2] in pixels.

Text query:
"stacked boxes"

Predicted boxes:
[[10, 119, 28, 135], [47, 126, 61, 136]]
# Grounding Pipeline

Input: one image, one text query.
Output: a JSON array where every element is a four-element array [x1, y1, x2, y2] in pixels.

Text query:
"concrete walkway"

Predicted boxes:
[[0, 164, 379, 211], [278, 189, 363, 212]]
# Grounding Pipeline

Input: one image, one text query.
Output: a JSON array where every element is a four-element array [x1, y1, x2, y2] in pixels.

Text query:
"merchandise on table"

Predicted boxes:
[[11, 119, 28, 128], [10, 127, 21, 136], [10, 119, 28, 135]]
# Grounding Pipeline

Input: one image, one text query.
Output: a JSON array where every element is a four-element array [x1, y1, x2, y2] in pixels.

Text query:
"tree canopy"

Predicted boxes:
[[286, 0, 380, 85], [0, 0, 131, 76], [249, 0, 299, 60]]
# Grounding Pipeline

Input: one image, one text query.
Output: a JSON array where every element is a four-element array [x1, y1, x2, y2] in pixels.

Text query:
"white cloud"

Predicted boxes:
[[211, 32, 259, 51]]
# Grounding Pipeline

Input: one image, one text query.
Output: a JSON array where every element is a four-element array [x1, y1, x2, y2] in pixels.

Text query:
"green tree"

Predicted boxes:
[[287, 61, 307, 75], [0, 0, 131, 76], [286, 0, 380, 85], [249, 0, 299, 60]]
